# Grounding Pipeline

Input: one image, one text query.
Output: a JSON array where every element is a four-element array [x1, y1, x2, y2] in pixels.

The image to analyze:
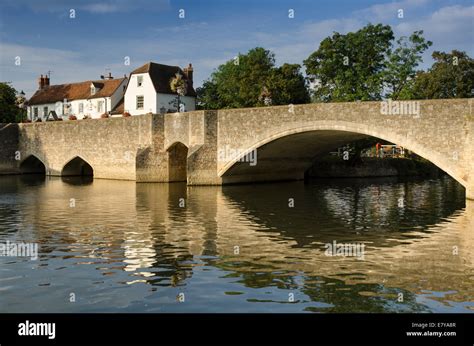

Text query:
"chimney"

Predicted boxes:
[[38, 74, 45, 90], [44, 75, 50, 87], [184, 63, 193, 87], [108, 72, 113, 79]]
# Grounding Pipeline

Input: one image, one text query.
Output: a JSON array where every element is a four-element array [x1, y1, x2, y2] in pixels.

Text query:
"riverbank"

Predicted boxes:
[[306, 157, 443, 178]]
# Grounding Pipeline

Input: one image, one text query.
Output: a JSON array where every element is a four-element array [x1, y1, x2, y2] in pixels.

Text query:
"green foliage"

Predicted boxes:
[[384, 31, 432, 100], [197, 25, 470, 110], [196, 47, 309, 109], [0, 83, 26, 123], [304, 23, 394, 102], [266, 63, 310, 105], [409, 50, 474, 99], [304, 24, 435, 102], [196, 80, 220, 110]]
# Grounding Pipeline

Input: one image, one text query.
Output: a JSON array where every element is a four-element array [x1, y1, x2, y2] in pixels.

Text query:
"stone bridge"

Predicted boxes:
[[0, 98, 473, 199]]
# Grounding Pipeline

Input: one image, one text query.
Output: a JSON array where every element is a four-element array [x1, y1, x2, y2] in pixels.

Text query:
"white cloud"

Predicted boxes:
[[395, 5, 474, 40], [1, 0, 170, 14], [81, 3, 120, 13], [0, 42, 130, 97], [394, 5, 474, 68], [355, 0, 429, 21]]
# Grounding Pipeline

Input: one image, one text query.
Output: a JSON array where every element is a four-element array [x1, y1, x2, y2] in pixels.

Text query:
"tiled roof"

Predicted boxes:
[[28, 78, 126, 105], [130, 62, 196, 97]]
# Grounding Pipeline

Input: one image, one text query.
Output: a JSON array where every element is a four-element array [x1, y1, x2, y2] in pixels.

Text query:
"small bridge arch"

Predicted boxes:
[[167, 142, 188, 182], [19, 154, 46, 174], [61, 156, 94, 176]]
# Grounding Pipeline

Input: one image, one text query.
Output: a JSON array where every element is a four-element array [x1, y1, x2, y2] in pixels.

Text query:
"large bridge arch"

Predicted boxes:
[[214, 98, 473, 201], [218, 121, 466, 189]]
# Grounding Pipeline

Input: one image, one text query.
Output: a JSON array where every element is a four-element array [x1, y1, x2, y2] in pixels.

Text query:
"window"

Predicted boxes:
[[98, 100, 104, 113], [137, 75, 143, 87], [43, 106, 48, 116], [78, 103, 84, 113], [90, 85, 96, 95], [136, 96, 144, 109], [33, 107, 38, 118]]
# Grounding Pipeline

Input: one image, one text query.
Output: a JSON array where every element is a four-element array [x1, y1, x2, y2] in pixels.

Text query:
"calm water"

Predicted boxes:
[[0, 175, 473, 313]]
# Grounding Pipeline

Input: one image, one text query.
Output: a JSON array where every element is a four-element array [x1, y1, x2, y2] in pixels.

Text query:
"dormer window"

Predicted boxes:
[[90, 82, 103, 95]]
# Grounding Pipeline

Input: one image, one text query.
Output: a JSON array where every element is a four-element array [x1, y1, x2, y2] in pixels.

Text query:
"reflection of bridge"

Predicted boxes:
[[1, 98, 473, 199], [11, 176, 474, 311]]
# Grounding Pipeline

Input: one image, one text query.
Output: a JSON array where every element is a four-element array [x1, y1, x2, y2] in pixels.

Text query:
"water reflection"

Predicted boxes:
[[0, 175, 472, 313]]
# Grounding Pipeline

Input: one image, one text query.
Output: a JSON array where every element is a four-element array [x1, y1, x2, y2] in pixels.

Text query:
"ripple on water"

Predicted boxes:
[[0, 176, 471, 312]]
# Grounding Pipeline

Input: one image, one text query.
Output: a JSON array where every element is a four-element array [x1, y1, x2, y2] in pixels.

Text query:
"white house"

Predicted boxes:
[[27, 73, 127, 121], [124, 62, 196, 115]]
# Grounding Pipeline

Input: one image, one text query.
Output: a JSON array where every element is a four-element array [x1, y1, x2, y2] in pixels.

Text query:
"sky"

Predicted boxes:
[[0, 0, 473, 97]]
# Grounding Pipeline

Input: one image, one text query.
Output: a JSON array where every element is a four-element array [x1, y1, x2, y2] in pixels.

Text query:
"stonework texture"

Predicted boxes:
[[0, 98, 472, 199]]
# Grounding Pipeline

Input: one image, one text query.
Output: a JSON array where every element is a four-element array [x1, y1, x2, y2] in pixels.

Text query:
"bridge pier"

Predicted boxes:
[[187, 111, 223, 185], [467, 184, 474, 201]]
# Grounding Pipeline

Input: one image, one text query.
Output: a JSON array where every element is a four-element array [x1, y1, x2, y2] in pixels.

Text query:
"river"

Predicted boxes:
[[0, 175, 472, 313]]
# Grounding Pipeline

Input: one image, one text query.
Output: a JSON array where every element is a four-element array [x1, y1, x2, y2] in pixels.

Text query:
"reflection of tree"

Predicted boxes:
[[321, 177, 465, 234], [300, 276, 429, 313]]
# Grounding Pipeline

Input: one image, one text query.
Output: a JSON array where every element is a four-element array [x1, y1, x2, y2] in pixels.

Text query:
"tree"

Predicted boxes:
[[196, 80, 220, 110], [196, 47, 309, 109], [169, 72, 187, 112], [384, 31, 432, 100], [0, 83, 26, 123], [265, 63, 310, 105], [410, 50, 474, 99], [304, 23, 394, 102]]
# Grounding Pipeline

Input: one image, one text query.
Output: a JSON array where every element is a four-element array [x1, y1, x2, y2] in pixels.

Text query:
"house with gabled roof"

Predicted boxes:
[[27, 73, 128, 121], [124, 62, 196, 115]]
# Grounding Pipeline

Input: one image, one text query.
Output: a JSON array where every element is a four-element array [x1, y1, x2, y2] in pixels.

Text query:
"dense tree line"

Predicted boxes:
[[197, 23, 473, 109]]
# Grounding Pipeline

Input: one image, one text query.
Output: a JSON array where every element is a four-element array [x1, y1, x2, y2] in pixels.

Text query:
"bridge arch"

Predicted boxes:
[[20, 155, 46, 174], [167, 142, 188, 182], [218, 121, 467, 190], [61, 156, 94, 176]]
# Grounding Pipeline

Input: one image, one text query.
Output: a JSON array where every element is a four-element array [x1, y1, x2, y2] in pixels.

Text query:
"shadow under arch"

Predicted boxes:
[[219, 125, 466, 194], [167, 142, 188, 182], [61, 156, 93, 176], [20, 155, 46, 174]]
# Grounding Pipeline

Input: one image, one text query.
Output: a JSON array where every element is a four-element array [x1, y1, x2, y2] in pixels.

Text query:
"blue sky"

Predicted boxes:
[[1, 0, 473, 97]]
